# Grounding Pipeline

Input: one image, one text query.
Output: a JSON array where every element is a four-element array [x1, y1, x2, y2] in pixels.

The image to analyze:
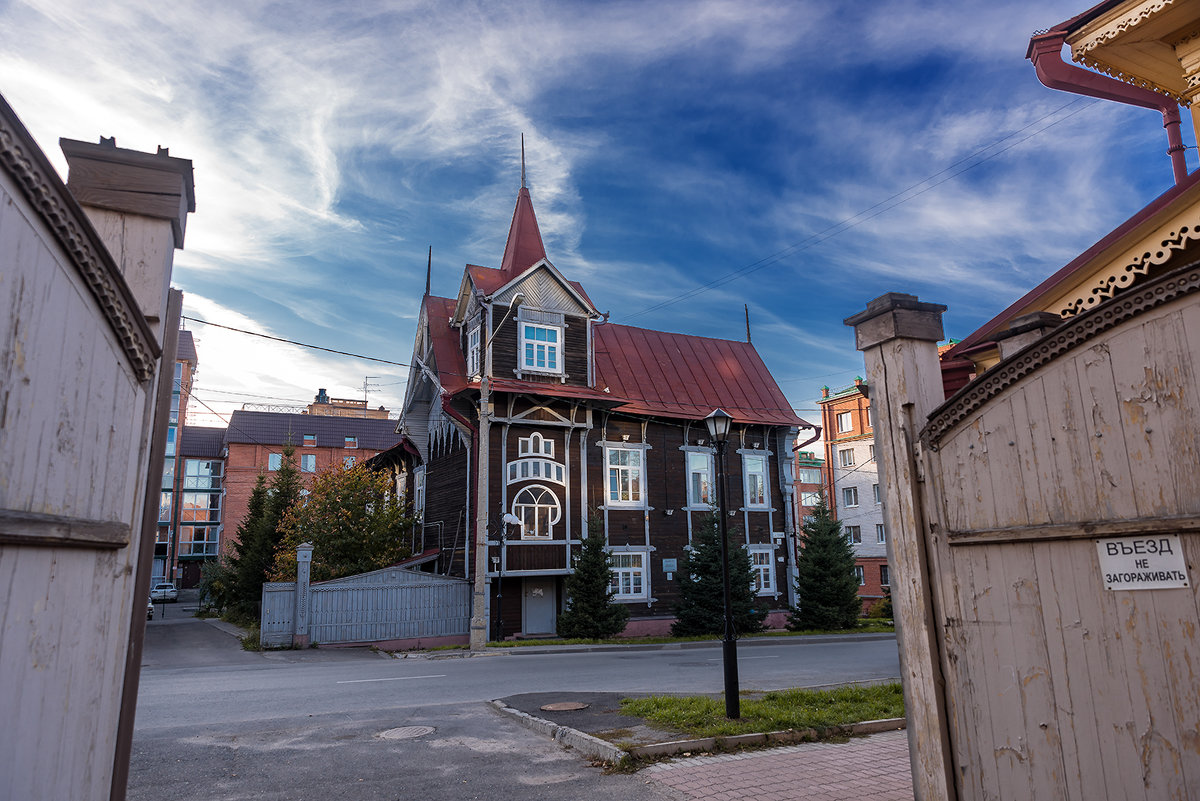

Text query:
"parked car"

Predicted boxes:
[[147, 599, 154, 620], [150, 583, 178, 602]]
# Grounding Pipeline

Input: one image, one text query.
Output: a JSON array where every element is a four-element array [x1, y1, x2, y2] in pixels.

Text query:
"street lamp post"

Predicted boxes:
[[705, 408, 740, 719], [470, 293, 524, 652]]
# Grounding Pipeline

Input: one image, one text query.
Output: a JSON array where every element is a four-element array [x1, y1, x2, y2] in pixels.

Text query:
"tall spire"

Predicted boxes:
[[499, 136, 547, 279], [424, 245, 431, 297]]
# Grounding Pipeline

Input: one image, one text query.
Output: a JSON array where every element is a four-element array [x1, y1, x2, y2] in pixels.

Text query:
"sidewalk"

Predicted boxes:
[[643, 729, 913, 801]]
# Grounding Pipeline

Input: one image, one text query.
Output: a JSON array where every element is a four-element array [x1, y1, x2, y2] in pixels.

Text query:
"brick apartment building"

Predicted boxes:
[[818, 379, 889, 612]]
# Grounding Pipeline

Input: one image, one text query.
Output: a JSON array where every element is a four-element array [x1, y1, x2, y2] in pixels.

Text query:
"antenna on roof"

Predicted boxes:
[[520, 133, 526, 189], [745, 304, 752, 344], [425, 245, 432, 297]]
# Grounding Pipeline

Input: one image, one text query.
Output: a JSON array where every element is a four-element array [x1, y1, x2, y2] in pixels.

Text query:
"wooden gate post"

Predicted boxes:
[[293, 543, 314, 648], [844, 293, 956, 801]]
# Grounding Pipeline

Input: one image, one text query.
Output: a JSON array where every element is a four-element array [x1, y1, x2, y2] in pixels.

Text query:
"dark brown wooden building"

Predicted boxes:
[[381, 173, 808, 638]]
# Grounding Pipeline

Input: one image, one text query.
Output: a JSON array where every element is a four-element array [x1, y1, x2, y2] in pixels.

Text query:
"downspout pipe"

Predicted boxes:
[[1028, 31, 1187, 185]]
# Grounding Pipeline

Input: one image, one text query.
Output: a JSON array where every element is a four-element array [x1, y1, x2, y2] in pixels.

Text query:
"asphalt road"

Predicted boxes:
[[129, 616, 901, 801]]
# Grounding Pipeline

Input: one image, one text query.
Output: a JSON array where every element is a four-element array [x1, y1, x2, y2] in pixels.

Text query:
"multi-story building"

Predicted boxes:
[[306, 387, 390, 419], [818, 379, 889, 612], [220, 408, 402, 555], [386, 167, 807, 639], [173, 426, 227, 586], [154, 328, 198, 582]]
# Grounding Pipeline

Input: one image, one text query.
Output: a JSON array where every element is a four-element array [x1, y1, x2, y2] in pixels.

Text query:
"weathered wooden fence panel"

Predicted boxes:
[[260, 583, 296, 648]]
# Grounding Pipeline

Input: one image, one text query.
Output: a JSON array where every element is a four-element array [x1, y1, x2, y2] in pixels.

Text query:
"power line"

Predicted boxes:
[[182, 316, 410, 367], [623, 97, 1097, 321]]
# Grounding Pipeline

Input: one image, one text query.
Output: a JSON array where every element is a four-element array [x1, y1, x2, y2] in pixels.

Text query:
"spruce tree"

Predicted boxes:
[[672, 514, 766, 637], [227, 443, 303, 620], [557, 517, 630, 640], [789, 495, 863, 630]]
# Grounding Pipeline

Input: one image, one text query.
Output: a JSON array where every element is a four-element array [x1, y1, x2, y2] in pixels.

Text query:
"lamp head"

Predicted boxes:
[[704, 408, 733, 443], [502, 513, 522, 526], [509, 292, 525, 309]]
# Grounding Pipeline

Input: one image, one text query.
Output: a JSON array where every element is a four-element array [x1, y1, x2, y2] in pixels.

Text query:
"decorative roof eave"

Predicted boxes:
[[1068, 0, 1181, 57], [923, 259, 1200, 449], [487, 258, 601, 317], [0, 94, 160, 382]]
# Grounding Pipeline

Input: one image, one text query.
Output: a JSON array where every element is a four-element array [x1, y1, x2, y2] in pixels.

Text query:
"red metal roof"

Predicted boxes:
[[425, 295, 469, 395], [498, 186, 547, 279], [594, 324, 805, 428]]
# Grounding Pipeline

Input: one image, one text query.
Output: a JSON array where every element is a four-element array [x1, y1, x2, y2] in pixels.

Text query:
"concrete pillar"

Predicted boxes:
[[844, 293, 956, 801], [293, 543, 314, 648]]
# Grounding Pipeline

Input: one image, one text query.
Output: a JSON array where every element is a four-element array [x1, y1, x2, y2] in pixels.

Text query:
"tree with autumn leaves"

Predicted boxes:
[[270, 461, 417, 583]]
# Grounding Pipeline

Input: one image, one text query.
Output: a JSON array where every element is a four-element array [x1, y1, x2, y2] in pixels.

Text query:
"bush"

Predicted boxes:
[[789, 496, 862, 631], [672, 514, 766, 638]]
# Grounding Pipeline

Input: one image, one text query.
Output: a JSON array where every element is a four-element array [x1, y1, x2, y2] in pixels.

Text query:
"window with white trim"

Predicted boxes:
[[520, 323, 562, 374], [343, 456, 356, 469], [876, 523, 886, 543], [512, 484, 560, 539], [518, 433, 554, 458], [609, 551, 648, 600], [686, 451, 713, 507], [467, 324, 481, 377], [268, 453, 282, 471], [839, 448, 854, 467], [742, 454, 768, 508], [854, 565, 865, 585], [749, 546, 775, 595], [301, 454, 316, 473], [797, 467, 822, 484], [837, 411, 853, 433], [880, 564, 890, 586], [847, 525, 862, 544], [606, 447, 645, 506], [868, 444, 875, 460], [873, 483, 881, 504], [414, 466, 426, 517], [843, 486, 859, 507], [800, 491, 821, 507]]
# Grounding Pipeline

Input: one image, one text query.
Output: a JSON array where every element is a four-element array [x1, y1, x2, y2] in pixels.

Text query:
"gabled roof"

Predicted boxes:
[[465, 263, 597, 310], [224, 410, 402, 450], [499, 186, 547, 280], [425, 295, 469, 396], [594, 324, 804, 428], [179, 425, 226, 458], [176, 329, 197, 366]]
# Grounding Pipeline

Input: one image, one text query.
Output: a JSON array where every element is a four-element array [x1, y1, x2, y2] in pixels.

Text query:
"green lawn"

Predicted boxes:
[[619, 682, 905, 739], [484, 621, 893, 648]]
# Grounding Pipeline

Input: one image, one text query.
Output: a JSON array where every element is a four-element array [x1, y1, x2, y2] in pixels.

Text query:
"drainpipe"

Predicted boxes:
[[1028, 31, 1187, 185]]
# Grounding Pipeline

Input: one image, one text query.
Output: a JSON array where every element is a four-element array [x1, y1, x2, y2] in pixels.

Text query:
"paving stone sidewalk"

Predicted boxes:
[[642, 729, 913, 801]]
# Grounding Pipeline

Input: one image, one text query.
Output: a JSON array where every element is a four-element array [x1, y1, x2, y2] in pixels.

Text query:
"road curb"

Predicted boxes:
[[626, 718, 907, 759], [489, 700, 626, 764], [203, 618, 249, 640], [497, 632, 896, 656]]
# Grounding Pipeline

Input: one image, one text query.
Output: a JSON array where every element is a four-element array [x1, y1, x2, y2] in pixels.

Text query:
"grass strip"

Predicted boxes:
[[619, 682, 904, 739], [483, 621, 894, 648]]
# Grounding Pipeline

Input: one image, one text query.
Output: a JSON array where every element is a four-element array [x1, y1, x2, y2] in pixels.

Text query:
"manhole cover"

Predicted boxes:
[[540, 702, 589, 712], [378, 726, 435, 740]]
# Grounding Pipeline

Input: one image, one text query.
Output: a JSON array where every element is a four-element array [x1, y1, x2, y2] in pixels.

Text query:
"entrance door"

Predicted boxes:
[[522, 578, 557, 636]]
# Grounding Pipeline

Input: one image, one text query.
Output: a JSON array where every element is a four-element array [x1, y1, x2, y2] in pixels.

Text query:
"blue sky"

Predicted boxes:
[[2, 0, 1189, 430]]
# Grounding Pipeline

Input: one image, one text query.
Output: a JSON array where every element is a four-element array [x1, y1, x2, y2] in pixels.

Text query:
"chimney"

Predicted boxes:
[[994, 311, 1062, 360], [60, 137, 195, 335]]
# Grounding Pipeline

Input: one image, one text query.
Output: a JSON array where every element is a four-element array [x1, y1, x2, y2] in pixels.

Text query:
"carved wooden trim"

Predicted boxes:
[[0, 98, 158, 381], [0, 508, 131, 549], [1057, 214, 1200, 318], [1071, 1, 1179, 56], [947, 513, 1200, 546], [922, 261, 1200, 447]]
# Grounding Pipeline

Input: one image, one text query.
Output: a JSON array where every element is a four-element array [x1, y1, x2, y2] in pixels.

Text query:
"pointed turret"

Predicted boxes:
[[498, 135, 547, 280]]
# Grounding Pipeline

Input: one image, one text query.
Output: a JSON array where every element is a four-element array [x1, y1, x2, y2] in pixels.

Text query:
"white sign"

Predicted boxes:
[[1095, 534, 1190, 591]]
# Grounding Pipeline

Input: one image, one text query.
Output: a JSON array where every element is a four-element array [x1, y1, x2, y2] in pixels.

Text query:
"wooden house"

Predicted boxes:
[[385, 171, 807, 638], [850, 3, 1200, 798]]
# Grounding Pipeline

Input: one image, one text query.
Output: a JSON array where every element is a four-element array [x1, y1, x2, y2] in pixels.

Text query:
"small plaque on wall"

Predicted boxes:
[[1095, 534, 1190, 591], [661, 558, 677, 573]]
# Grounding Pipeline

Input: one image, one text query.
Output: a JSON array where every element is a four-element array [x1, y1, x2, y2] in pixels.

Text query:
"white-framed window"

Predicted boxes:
[[869, 444, 875, 461], [520, 323, 562, 374], [876, 523, 886, 543], [299, 488, 310, 507], [843, 486, 859, 507], [301, 454, 317, 473], [686, 451, 713, 507], [799, 491, 821, 507], [518, 433, 554, 458], [837, 411, 853, 433], [749, 545, 775, 595], [507, 459, 565, 485], [854, 565, 865, 585], [742, 454, 768, 508], [303, 433, 316, 447], [880, 564, 890, 587], [797, 467, 822, 484], [606, 447, 645, 506], [847, 525, 862, 544], [345, 436, 357, 449], [512, 484, 560, 539], [467, 324, 481, 377], [268, 453, 282, 471], [609, 551, 648, 601], [873, 483, 881, 504], [839, 448, 854, 467], [343, 456, 356, 469], [414, 466, 426, 516]]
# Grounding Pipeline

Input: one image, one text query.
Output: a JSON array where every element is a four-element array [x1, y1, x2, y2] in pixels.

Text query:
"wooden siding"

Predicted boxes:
[[488, 311, 590, 387], [424, 444, 469, 576]]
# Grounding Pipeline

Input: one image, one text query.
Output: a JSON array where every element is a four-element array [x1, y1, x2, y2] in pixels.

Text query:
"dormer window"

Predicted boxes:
[[520, 323, 561, 374]]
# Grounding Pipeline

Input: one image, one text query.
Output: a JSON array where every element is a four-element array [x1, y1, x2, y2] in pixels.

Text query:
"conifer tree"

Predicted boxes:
[[672, 514, 766, 637], [557, 517, 630, 640], [788, 495, 862, 630]]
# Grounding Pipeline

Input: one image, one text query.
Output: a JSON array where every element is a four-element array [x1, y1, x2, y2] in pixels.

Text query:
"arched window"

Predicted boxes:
[[511, 485, 560, 539]]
